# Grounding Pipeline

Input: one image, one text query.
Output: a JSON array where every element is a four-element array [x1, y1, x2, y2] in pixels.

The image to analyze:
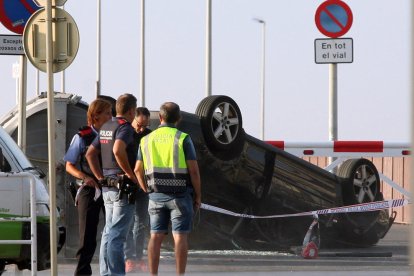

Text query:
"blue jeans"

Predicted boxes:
[[100, 187, 135, 276], [124, 190, 149, 261]]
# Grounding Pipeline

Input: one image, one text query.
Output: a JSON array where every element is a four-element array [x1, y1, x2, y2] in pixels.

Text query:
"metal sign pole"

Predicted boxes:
[[45, 0, 58, 275], [314, 1, 352, 170], [61, 4, 65, 93], [13, 62, 19, 104], [410, 0, 414, 273], [61, 70, 65, 93], [140, 0, 145, 106], [96, 0, 101, 97], [36, 70, 40, 96], [328, 63, 338, 168], [260, 21, 266, 140], [205, 0, 212, 97], [18, 55, 27, 153]]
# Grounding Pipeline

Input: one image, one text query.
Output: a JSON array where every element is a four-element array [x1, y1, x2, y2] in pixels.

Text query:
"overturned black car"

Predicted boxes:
[[152, 95, 393, 250]]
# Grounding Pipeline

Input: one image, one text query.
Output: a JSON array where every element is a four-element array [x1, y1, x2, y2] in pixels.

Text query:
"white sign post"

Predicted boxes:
[[13, 62, 19, 104], [314, 0, 354, 170], [23, 2, 80, 272]]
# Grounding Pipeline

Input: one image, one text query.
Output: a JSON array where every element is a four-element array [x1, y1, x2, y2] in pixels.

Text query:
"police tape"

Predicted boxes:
[[200, 198, 410, 219]]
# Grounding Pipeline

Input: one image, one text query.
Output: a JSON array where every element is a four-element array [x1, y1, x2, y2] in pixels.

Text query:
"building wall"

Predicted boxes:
[[302, 156, 411, 224]]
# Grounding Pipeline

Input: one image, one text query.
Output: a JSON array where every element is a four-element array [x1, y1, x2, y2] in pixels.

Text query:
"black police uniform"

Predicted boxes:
[[100, 118, 136, 178], [73, 126, 104, 276]]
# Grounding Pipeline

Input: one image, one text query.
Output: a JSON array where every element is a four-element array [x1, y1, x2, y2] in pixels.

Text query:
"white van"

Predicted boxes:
[[0, 126, 65, 273], [0, 93, 97, 260]]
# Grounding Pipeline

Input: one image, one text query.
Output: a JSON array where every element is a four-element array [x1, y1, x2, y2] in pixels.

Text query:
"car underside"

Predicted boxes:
[[155, 95, 394, 250]]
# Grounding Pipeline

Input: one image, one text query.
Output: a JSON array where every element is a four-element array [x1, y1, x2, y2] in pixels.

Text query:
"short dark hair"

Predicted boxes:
[[136, 107, 150, 117], [116, 93, 137, 116], [97, 95, 116, 117], [159, 102, 181, 124]]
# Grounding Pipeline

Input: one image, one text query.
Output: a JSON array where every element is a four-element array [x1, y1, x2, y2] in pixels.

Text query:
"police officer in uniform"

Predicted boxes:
[[64, 98, 112, 275], [134, 102, 201, 275], [86, 93, 138, 276]]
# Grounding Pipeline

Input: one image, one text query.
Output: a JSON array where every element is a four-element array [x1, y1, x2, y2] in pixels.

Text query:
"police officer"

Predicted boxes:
[[134, 102, 201, 275], [63, 98, 112, 276], [86, 93, 138, 276]]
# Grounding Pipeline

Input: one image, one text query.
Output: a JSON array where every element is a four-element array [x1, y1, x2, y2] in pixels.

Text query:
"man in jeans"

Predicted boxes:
[[134, 102, 201, 275], [86, 93, 138, 276], [124, 107, 152, 273]]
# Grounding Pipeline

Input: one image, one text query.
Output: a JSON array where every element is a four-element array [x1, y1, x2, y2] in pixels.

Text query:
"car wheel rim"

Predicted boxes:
[[211, 102, 240, 144], [353, 164, 378, 203]]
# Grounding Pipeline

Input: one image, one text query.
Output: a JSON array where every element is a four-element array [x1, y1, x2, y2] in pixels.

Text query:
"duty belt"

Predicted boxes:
[[100, 175, 136, 188], [99, 176, 122, 188], [99, 175, 137, 204]]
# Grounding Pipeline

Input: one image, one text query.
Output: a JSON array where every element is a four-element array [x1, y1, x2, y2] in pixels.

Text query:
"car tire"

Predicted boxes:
[[336, 158, 385, 246], [196, 95, 244, 158], [337, 158, 381, 205]]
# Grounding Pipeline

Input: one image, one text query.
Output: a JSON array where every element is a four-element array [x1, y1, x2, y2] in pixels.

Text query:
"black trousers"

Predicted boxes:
[[74, 186, 104, 276]]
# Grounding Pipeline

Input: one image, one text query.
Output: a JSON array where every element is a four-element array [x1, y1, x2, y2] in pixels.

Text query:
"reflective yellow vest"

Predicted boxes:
[[141, 126, 189, 193]]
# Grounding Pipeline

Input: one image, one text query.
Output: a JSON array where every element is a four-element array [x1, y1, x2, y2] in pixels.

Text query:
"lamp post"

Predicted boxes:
[[140, 0, 145, 106], [253, 18, 266, 140], [96, 0, 101, 97], [205, 0, 212, 97]]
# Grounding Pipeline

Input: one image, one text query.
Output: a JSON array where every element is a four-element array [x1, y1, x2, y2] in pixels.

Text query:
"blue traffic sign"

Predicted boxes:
[[0, 0, 40, 34], [315, 0, 353, 38]]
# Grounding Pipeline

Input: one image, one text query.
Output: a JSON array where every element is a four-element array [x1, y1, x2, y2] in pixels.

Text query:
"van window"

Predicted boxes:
[[0, 148, 11, 172], [0, 147, 11, 172], [1, 158, 11, 172], [0, 127, 32, 170]]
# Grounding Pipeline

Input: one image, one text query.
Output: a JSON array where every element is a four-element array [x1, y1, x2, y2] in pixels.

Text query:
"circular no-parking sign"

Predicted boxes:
[[0, 0, 40, 34], [315, 0, 353, 38]]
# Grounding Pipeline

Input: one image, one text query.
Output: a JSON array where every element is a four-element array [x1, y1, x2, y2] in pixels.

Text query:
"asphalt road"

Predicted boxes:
[[2, 224, 411, 275]]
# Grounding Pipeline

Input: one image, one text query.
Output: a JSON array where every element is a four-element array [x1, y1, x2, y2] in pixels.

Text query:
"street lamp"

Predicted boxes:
[[205, 0, 212, 97], [140, 0, 145, 106], [96, 0, 101, 97], [253, 18, 266, 140]]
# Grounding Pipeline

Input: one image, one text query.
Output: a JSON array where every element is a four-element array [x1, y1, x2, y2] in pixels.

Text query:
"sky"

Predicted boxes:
[[0, 0, 411, 142]]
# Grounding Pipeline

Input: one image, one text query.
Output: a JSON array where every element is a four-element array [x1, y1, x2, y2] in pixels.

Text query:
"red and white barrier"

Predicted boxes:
[[266, 141, 411, 157], [266, 140, 412, 199]]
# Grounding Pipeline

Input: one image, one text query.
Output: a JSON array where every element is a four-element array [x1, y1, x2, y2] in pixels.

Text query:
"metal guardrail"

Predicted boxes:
[[0, 172, 37, 276]]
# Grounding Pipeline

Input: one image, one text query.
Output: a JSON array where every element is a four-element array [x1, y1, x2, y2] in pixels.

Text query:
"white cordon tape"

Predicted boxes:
[[200, 199, 410, 219]]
